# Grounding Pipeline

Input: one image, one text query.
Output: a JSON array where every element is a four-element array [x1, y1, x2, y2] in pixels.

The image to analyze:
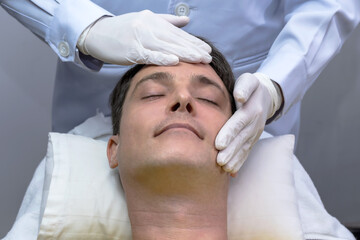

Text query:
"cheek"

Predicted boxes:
[[117, 103, 164, 153], [119, 108, 147, 144], [199, 110, 230, 144], [118, 106, 142, 155]]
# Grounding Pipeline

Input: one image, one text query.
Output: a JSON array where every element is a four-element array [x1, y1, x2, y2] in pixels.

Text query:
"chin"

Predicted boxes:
[[154, 142, 217, 170], [119, 135, 219, 177], [119, 141, 225, 196]]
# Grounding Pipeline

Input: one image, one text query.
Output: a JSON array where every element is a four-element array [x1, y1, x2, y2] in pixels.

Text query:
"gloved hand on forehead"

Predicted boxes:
[[215, 72, 283, 176], [77, 10, 212, 65]]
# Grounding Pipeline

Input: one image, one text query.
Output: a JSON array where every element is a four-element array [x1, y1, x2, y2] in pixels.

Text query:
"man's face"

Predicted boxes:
[[109, 62, 232, 175]]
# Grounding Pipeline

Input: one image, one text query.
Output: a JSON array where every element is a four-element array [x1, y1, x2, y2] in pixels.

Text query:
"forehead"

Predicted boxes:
[[131, 62, 226, 88]]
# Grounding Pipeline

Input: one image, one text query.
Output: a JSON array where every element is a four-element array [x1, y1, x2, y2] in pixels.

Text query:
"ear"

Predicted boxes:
[[107, 135, 119, 169]]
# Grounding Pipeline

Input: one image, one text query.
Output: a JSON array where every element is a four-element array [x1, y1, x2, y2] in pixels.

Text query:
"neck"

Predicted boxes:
[[129, 199, 227, 240], [122, 162, 229, 240]]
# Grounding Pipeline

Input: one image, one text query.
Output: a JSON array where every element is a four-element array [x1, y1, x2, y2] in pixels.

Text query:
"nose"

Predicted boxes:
[[168, 91, 195, 115]]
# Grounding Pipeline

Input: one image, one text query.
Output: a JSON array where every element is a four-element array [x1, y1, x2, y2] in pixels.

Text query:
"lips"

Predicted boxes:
[[155, 123, 203, 139]]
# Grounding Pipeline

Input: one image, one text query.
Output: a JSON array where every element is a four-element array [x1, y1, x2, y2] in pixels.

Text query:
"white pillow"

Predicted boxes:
[[38, 133, 132, 240], [38, 132, 304, 240]]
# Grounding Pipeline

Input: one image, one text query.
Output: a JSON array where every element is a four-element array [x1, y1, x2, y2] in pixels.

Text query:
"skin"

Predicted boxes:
[[107, 62, 233, 240]]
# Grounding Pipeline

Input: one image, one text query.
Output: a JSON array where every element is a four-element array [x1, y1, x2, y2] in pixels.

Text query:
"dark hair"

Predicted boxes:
[[109, 39, 236, 135]]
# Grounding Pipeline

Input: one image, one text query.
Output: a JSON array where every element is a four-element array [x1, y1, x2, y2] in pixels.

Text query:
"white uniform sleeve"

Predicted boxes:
[[257, 0, 360, 115], [0, 0, 113, 68]]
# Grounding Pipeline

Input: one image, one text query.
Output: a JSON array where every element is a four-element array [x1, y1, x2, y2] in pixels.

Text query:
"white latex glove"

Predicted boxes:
[[77, 10, 212, 65], [215, 72, 282, 176]]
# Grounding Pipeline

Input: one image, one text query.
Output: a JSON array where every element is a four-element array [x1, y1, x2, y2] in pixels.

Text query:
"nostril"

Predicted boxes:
[[186, 103, 192, 113], [171, 102, 180, 111]]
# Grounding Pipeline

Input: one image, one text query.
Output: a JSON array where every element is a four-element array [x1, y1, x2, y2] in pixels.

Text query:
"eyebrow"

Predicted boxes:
[[132, 72, 174, 94]]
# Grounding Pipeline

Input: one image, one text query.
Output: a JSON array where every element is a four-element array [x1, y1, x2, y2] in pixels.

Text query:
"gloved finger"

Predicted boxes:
[[157, 14, 190, 28], [155, 38, 211, 63], [176, 41, 212, 63], [140, 10, 211, 54], [148, 14, 212, 62], [161, 35, 212, 63], [143, 38, 208, 64], [233, 73, 260, 106], [221, 141, 251, 173], [216, 126, 253, 166], [175, 45, 212, 64], [179, 53, 212, 64], [215, 109, 251, 150], [162, 22, 212, 54], [135, 48, 179, 65], [227, 147, 251, 175]]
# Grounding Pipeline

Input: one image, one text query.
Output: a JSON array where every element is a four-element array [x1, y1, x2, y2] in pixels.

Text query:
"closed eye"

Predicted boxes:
[[141, 94, 165, 100], [198, 98, 218, 106]]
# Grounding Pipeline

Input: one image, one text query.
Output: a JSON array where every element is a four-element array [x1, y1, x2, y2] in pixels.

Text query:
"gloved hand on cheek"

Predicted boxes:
[[215, 72, 283, 176]]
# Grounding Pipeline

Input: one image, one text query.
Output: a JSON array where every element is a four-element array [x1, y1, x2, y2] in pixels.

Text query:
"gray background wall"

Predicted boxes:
[[296, 25, 360, 227], [1, 7, 359, 237], [0, 8, 56, 236]]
